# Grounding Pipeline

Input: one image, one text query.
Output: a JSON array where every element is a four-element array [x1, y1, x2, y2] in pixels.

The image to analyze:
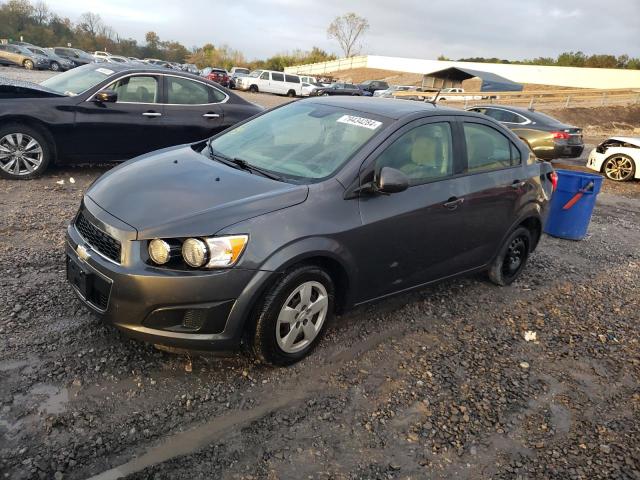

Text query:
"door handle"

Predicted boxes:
[[443, 197, 464, 210], [202, 113, 220, 118], [511, 180, 526, 189], [142, 112, 162, 117]]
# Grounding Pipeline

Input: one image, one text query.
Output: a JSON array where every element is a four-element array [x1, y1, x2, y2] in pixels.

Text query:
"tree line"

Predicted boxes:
[[439, 51, 640, 70]]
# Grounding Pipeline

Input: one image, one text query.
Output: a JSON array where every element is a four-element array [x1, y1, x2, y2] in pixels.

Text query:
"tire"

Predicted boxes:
[[488, 227, 532, 286], [23, 59, 34, 70], [0, 123, 52, 180], [249, 84, 259, 93], [602, 154, 635, 182], [248, 265, 335, 366], [286, 89, 296, 98], [50, 61, 60, 72]]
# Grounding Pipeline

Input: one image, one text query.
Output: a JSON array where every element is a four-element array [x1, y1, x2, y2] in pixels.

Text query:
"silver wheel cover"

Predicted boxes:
[[276, 281, 329, 354], [0, 133, 44, 176]]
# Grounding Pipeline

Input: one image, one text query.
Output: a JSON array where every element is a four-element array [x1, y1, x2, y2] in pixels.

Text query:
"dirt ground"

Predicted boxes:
[[1, 66, 640, 480]]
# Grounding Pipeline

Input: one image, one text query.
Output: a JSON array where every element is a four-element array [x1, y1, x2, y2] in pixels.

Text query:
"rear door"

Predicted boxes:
[[72, 73, 165, 161], [355, 116, 473, 300], [161, 75, 226, 145], [456, 117, 525, 264]]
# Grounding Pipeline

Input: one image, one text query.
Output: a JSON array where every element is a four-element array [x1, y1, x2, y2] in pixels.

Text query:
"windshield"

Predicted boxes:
[[41, 64, 114, 95], [208, 102, 389, 182]]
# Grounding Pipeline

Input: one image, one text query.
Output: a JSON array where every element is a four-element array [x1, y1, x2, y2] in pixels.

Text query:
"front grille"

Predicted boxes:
[[75, 211, 122, 263]]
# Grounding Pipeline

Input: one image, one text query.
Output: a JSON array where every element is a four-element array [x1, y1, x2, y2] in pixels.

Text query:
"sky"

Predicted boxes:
[[43, 0, 640, 60]]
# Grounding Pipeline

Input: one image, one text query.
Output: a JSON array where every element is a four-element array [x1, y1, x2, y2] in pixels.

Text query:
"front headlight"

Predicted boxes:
[[203, 235, 248, 268], [149, 235, 248, 269], [182, 238, 209, 267]]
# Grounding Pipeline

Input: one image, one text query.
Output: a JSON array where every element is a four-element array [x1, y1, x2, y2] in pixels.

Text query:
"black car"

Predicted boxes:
[[313, 83, 362, 96], [65, 97, 556, 365], [29, 46, 75, 71], [466, 105, 584, 160], [0, 63, 263, 179], [51, 47, 95, 68], [359, 80, 390, 95]]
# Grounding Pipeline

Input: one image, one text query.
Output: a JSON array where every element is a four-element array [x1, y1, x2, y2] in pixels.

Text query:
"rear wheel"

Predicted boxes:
[[488, 227, 531, 286], [249, 265, 334, 366], [286, 89, 296, 98], [50, 61, 60, 72], [249, 84, 259, 93], [0, 124, 51, 180], [23, 59, 34, 70], [603, 154, 635, 182]]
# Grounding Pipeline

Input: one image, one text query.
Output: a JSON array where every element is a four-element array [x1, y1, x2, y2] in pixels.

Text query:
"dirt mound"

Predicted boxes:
[[541, 105, 640, 133]]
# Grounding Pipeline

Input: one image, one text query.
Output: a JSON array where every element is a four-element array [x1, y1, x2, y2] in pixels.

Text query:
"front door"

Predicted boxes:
[[72, 74, 165, 161], [354, 117, 472, 301]]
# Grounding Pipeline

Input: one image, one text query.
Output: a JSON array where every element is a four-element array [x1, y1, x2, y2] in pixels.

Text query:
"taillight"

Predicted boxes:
[[552, 131, 570, 140], [548, 171, 558, 191]]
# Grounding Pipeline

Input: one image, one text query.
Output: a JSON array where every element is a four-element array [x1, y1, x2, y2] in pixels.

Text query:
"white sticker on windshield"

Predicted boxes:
[[96, 67, 114, 76], [337, 115, 382, 130]]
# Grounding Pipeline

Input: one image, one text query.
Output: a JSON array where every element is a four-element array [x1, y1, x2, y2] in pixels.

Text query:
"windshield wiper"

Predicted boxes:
[[207, 140, 282, 181]]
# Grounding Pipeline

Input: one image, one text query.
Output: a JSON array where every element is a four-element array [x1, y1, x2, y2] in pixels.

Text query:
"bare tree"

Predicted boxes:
[[327, 13, 369, 58], [78, 12, 103, 37], [33, 1, 50, 25]]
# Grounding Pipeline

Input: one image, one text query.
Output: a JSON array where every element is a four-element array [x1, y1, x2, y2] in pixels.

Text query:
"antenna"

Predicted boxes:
[[424, 88, 442, 105]]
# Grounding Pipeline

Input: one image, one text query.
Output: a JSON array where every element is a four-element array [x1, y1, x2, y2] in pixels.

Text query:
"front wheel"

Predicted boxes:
[[50, 61, 60, 72], [0, 124, 52, 180], [248, 265, 334, 366], [249, 85, 259, 93], [603, 154, 635, 182], [488, 227, 531, 286], [23, 59, 34, 70]]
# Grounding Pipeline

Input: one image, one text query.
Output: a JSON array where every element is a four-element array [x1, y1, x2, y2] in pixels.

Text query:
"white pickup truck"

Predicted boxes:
[[435, 88, 485, 102]]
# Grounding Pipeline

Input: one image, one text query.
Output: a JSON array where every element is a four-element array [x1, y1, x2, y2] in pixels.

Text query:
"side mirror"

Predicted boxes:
[[94, 90, 117, 103], [376, 167, 409, 194]]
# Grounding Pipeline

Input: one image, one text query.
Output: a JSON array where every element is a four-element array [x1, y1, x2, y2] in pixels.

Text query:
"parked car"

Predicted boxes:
[[0, 44, 50, 70], [312, 83, 362, 96], [373, 85, 418, 99], [301, 82, 324, 97], [235, 70, 302, 97], [27, 46, 74, 71], [466, 105, 584, 160], [182, 63, 199, 74], [229, 67, 250, 76], [93, 51, 112, 61], [435, 87, 484, 102], [205, 68, 230, 87], [229, 72, 248, 89], [9, 41, 34, 47], [52, 47, 95, 67], [144, 58, 171, 68], [299, 75, 318, 85], [104, 55, 130, 64], [358, 79, 390, 95], [0, 63, 262, 179], [64, 97, 555, 365], [587, 136, 639, 182]]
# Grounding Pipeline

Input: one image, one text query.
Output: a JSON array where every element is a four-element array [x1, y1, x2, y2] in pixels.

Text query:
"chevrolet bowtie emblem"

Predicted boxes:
[[76, 244, 91, 262]]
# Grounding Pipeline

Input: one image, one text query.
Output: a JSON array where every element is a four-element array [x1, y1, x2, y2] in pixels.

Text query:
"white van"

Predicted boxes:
[[235, 70, 302, 97]]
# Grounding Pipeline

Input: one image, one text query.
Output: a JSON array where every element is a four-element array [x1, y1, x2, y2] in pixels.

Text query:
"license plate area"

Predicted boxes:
[[66, 255, 112, 311]]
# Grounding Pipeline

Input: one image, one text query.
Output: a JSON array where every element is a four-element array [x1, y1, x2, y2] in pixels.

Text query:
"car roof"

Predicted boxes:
[[303, 96, 464, 120], [608, 136, 640, 146]]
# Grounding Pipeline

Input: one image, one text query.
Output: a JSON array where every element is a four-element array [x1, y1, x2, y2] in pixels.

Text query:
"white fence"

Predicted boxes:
[[285, 55, 640, 89]]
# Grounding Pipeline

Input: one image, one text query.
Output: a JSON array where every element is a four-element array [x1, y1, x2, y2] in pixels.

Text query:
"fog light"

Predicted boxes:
[[182, 309, 206, 330], [182, 238, 208, 267]]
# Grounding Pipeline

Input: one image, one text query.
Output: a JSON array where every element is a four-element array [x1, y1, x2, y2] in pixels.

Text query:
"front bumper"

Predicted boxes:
[[65, 200, 275, 351]]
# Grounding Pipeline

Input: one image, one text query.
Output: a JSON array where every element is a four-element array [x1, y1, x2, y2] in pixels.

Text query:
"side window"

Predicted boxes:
[[167, 77, 212, 104], [375, 122, 453, 185], [107, 76, 158, 103], [510, 143, 522, 166], [285, 74, 299, 83], [260, 71, 269, 80], [271, 72, 284, 82], [463, 123, 514, 173]]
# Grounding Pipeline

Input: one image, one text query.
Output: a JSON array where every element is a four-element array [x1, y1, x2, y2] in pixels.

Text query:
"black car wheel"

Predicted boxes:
[[488, 227, 531, 286], [23, 59, 34, 70], [286, 89, 296, 98], [249, 265, 334, 366], [0, 124, 52, 180], [50, 61, 60, 72], [249, 85, 259, 93]]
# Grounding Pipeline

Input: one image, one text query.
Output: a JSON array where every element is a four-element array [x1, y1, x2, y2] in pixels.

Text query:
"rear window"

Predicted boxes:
[[285, 74, 300, 83], [272, 72, 284, 82]]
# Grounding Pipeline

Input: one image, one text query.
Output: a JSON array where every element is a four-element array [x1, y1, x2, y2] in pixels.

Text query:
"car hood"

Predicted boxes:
[[86, 145, 309, 240], [0, 78, 64, 98]]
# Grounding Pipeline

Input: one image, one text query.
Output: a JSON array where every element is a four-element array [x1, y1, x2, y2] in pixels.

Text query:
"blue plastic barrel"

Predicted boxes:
[[544, 169, 603, 240]]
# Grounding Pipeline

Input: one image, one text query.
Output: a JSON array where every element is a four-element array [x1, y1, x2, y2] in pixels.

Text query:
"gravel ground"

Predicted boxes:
[[1, 64, 640, 480]]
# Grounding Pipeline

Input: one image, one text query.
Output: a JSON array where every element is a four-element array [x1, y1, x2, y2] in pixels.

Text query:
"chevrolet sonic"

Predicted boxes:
[[66, 97, 556, 365]]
